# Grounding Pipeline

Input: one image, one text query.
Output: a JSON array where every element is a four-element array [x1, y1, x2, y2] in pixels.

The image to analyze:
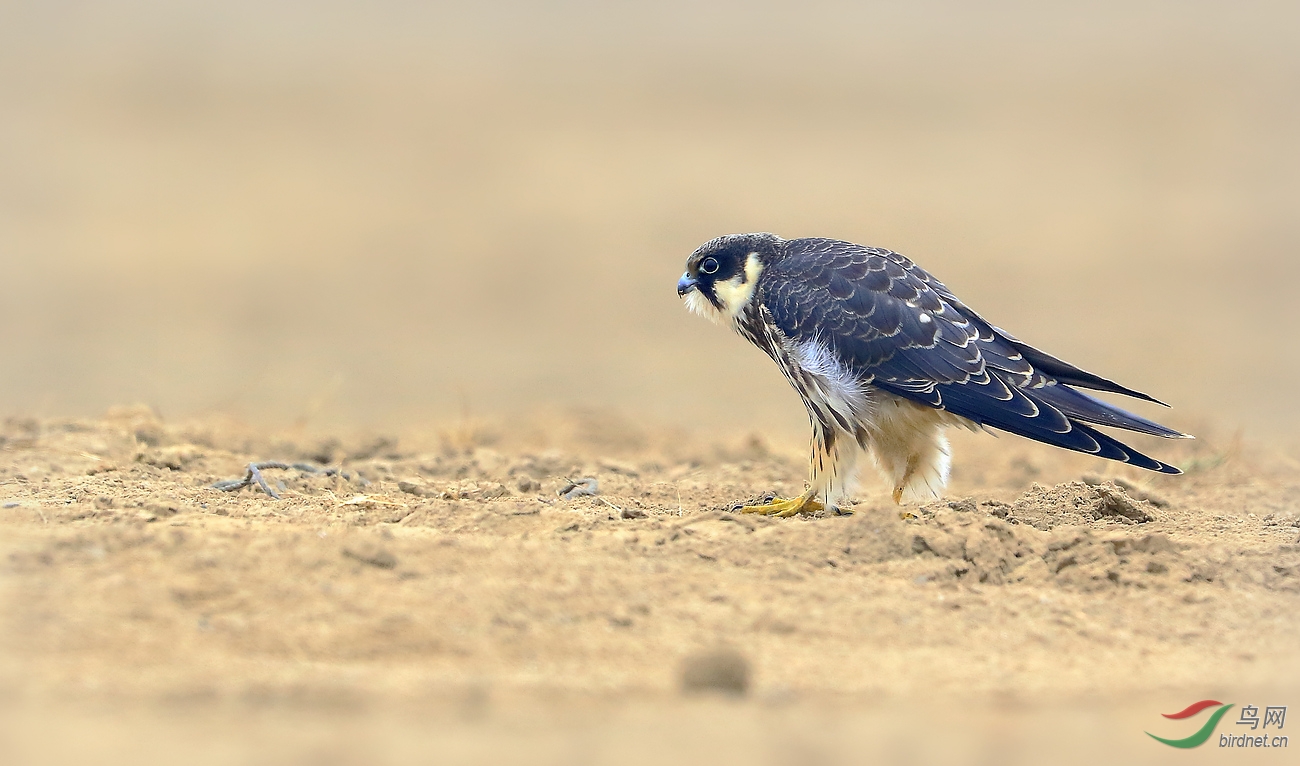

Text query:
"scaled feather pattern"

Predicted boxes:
[[760, 238, 1185, 474], [678, 233, 1189, 509]]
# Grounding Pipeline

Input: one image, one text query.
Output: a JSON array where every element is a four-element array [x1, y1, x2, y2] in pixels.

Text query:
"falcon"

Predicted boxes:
[[676, 233, 1190, 516]]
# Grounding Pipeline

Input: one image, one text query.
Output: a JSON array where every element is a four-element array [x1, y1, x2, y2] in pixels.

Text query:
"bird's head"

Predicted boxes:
[[677, 233, 783, 323]]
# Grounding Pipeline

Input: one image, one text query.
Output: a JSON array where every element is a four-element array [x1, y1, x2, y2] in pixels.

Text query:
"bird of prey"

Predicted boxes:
[[676, 233, 1190, 516]]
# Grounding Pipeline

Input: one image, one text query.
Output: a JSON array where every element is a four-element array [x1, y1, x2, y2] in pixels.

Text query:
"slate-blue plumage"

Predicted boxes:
[[679, 232, 1188, 512], [759, 237, 1186, 473]]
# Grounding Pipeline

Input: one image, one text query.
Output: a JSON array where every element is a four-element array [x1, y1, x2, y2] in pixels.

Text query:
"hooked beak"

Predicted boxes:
[[677, 273, 698, 297]]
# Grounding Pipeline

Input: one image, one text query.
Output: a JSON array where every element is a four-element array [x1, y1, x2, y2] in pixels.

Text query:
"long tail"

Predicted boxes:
[[1006, 384, 1186, 474], [883, 375, 1189, 475]]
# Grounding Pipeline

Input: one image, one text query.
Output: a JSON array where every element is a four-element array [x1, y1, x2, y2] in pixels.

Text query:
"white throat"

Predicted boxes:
[[682, 288, 727, 325]]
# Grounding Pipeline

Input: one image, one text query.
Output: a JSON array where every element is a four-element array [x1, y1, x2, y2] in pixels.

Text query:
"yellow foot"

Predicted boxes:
[[736, 492, 824, 518], [894, 487, 920, 519], [893, 454, 919, 506]]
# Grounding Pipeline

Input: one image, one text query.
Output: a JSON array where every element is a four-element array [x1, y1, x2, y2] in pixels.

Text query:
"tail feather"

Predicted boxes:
[[972, 402, 1183, 475], [1028, 384, 1190, 439], [1071, 420, 1182, 474]]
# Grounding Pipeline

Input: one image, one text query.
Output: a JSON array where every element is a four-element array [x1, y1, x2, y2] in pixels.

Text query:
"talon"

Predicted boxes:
[[736, 491, 823, 518], [892, 486, 904, 504]]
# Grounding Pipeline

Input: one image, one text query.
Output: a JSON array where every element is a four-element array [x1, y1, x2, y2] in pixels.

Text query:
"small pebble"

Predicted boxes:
[[397, 480, 427, 497]]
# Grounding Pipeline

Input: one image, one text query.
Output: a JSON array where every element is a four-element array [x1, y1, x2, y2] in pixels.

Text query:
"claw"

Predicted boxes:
[[736, 490, 823, 518]]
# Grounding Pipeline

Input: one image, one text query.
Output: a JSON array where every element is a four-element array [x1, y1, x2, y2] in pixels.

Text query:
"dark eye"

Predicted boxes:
[[701, 257, 720, 275]]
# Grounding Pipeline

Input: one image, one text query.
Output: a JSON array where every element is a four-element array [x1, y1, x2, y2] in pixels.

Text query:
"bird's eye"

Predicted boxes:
[[701, 257, 720, 275]]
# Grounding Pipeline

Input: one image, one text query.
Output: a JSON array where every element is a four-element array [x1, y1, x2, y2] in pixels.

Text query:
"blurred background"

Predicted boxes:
[[2, 0, 1297, 444]]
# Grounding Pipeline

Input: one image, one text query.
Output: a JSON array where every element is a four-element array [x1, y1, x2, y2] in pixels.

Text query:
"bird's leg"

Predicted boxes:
[[892, 454, 921, 505], [736, 487, 824, 518]]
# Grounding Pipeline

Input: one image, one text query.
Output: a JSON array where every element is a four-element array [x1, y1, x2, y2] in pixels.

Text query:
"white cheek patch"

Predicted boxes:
[[711, 254, 764, 318]]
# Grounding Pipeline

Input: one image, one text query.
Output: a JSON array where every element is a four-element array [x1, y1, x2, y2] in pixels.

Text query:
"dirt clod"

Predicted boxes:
[[1093, 484, 1156, 522]]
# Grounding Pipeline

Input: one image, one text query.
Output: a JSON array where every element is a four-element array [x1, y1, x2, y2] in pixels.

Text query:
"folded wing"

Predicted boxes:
[[760, 238, 1187, 474]]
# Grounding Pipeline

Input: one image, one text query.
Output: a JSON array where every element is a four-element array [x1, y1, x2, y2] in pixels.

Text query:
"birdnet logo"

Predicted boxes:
[[1147, 700, 1289, 749]]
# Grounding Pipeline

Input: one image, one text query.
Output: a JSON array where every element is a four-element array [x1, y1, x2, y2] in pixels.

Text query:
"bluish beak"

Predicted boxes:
[[677, 273, 699, 297]]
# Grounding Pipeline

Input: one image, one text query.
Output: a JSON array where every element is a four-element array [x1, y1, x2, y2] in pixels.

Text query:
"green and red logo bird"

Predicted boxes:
[[1147, 700, 1234, 748]]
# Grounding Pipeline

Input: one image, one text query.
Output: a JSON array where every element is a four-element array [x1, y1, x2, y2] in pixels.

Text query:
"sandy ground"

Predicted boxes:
[[1, 407, 1297, 764]]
